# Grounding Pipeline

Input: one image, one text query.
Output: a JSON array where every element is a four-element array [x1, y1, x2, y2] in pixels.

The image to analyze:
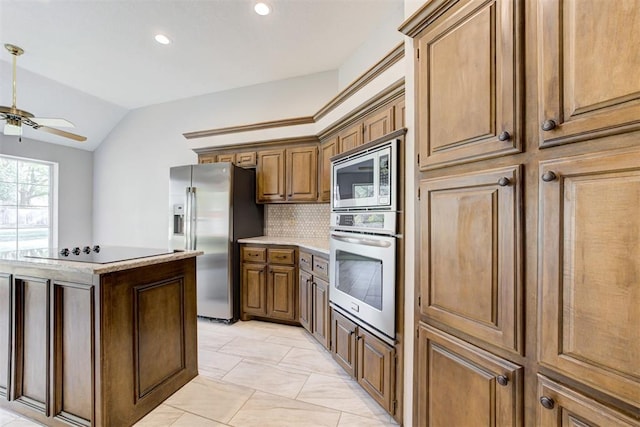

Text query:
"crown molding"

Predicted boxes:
[[193, 135, 320, 154], [183, 116, 314, 140], [398, 0, 459, 38]]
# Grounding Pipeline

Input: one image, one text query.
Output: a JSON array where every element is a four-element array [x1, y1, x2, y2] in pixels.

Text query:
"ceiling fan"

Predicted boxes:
[[0, 43, 86, 142]]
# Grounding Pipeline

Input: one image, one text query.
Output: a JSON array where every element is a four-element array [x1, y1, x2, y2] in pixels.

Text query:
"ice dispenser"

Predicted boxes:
[[173, 204, 185, 235]]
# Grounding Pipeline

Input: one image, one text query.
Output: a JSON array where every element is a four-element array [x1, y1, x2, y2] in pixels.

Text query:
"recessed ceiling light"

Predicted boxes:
[[254, 2, 271, 16], [154, 34, 171, 45]]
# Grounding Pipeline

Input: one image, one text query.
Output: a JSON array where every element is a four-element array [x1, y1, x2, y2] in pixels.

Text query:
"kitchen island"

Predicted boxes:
[[0, 248, 202, 427]]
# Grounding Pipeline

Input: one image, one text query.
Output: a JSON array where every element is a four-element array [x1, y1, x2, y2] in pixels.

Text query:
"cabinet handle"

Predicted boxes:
[[541, 171, 557, 182], [498, 131, 511, 141], [348, 331, 354, 336], [496, 375, 509, 386], [497, 177, 511, 187], [540, 396, 555, 410], [541, 120, 557, 131]]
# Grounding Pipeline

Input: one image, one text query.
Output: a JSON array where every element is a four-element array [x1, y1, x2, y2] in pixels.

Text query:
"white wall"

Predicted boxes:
[[93, 71, 338, 248], [338, 2, 405, 89], [0, 135, 93, 248]]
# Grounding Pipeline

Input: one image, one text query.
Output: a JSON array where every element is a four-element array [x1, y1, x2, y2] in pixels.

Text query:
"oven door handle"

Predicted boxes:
[[330, 234, 392, 248]]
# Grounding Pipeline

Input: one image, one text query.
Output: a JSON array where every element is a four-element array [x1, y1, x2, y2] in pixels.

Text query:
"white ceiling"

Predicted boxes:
[[0, 0, 402, 150]]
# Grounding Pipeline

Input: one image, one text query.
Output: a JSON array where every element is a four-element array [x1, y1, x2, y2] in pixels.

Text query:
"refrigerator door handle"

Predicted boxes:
[[190, 187, 197, 250], [185, 187, 192, 250]]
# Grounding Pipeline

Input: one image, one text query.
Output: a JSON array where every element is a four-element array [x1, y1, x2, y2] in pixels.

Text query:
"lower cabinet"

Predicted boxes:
[[537, 375, 638, 427], [299, 251, 330, 349], [331, 308, 396, 414], [416, 323, 523, 427], [241, 245, 297, 322]]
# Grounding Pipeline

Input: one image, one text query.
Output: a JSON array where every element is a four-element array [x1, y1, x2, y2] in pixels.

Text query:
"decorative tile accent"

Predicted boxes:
[[265, 204, 330, 238]]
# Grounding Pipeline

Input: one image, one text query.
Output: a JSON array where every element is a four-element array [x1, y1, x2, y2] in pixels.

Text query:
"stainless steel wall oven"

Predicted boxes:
[[329, 138, 398, 345]]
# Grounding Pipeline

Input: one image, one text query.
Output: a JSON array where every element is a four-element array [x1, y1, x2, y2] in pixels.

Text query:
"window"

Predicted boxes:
[[0, 155, 56, 252]]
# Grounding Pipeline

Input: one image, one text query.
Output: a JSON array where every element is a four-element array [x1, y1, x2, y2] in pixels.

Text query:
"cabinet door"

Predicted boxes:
[[363, 106, 394, 144], [241, 263, 267, 317], [318, 137, 337, 202], [393, 98, 405, 130], [235, 152, 257, 168], [416, 0, 519, 169], [198, 154, 216, 164], [311, 277, 330, 350], [356, 328, 395, 413], [338, 124, 363, 154], [287, 146, 318, 202], [331, 309, 357, 377], [0, 274, 10, 399], [268, 265, 296, 321], [417, 323, 523, 427], [538, 0, 640, 147], [217, 153, 236, 163], [299, 270, 312, 332], [537, 375, 638, 427], [257, 149, 286, 203], [419, 166, 522, 353], [539, 147, 640, 407]]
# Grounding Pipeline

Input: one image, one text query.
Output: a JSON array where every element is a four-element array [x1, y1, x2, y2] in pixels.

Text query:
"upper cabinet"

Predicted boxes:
[[414, 0, 521, 169], [537, 0, 640, 147], [257, 146, 318, 203], [363, 105, 394, 144], [338, 123, 363, 153], [318, 137, 338, 202]]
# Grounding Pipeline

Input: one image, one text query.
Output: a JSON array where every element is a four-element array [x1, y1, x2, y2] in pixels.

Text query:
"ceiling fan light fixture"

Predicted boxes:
[[154, 34, 171, 45], [4, 118, 22, 136], [254, 2, 271, 16]]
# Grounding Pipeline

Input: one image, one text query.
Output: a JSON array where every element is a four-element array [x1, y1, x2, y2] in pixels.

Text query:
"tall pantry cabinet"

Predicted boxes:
[[401, 0, 640, 425]]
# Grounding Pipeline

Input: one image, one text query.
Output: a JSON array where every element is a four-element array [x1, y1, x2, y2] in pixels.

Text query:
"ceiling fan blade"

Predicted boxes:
[[32, 117, 75, 128], [34, 125, 86, 142]]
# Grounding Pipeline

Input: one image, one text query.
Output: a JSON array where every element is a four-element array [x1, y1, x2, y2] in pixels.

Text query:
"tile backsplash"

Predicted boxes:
[[265, 204, 330, 238]]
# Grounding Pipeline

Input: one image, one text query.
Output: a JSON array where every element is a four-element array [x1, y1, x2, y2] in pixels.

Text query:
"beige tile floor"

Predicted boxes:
[[0, 319, 398, 427]]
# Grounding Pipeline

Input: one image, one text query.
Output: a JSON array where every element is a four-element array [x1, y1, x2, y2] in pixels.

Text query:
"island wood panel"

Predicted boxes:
[[134, 279, 184, 399], [416, 0, 520, 169], [52, 282, 94, 425], [14, 277, 49, 414], [419, 165, 522, 353], [0, 274, 10, 398], [99, 258, 197, 427], [537, 0, 640, 147], [539, 147, 640, 408]]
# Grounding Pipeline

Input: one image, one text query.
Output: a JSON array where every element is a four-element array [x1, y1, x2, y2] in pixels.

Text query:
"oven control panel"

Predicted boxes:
[[332, 211, 397, 235]]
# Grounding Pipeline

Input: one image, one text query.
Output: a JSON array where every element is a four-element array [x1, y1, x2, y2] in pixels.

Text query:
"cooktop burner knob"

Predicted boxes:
[[72, 247, 81, 255], [93, 245, 101, 253], [59, 248, 70, 256], [83, 246, 91, 254]]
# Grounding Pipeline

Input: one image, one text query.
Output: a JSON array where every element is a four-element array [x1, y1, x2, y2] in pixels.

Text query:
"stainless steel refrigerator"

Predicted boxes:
[[169, 163, 264, 322]]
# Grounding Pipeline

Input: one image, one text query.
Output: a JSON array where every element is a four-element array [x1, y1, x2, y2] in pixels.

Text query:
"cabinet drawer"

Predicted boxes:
[[242, 247, 266, 263], [217, 153, 236, 163], [236, 151, 257, 167], [312, 256, 329, 280], [299, 251, 313, 273], [268, 248, 295, 265]]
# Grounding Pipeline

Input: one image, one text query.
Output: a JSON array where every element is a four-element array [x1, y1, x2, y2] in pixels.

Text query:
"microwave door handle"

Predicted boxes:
[[330, 233, 392, 248]]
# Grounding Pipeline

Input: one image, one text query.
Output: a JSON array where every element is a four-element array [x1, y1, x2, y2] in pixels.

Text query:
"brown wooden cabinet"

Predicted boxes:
[[0, 274, 9, 399], [363, 105, 394, 144], [538, 146, 640, 407], [235, 151, 257, 168], [331, 308, 396, 414], [241, 245, 297, 322], [537, 0, 640, 147], [418, 165, 522, 353], [318, 137, 337, 202], [414, 0, 520, 169], [198, 154, 216, 164], [298, 251, 330, 349], [393, 98, 405, 130], [257, 147, 317, 203], [417, 323, 523, 426], [537, 375, 638, 427], [217, 153, 236, 163], [338, 123, 363, 153]]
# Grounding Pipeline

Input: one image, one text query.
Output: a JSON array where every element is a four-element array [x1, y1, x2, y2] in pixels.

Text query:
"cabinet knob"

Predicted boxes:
[[541, 120, 557, 131], [498, 131, 511, 141], [541, 171, 557, 182], [496, 375, 509, 386], [497, 177, 511, 187], [540, 396, 555, 410]]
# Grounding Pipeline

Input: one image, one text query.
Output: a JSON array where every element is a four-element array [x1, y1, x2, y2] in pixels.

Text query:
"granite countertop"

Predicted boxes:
[[238, 236, 330, 255], [0, 249, 203, 275]]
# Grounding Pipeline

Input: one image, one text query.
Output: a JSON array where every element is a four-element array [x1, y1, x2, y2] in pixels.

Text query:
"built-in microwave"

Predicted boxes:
[[331, 139, 397, 211]]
